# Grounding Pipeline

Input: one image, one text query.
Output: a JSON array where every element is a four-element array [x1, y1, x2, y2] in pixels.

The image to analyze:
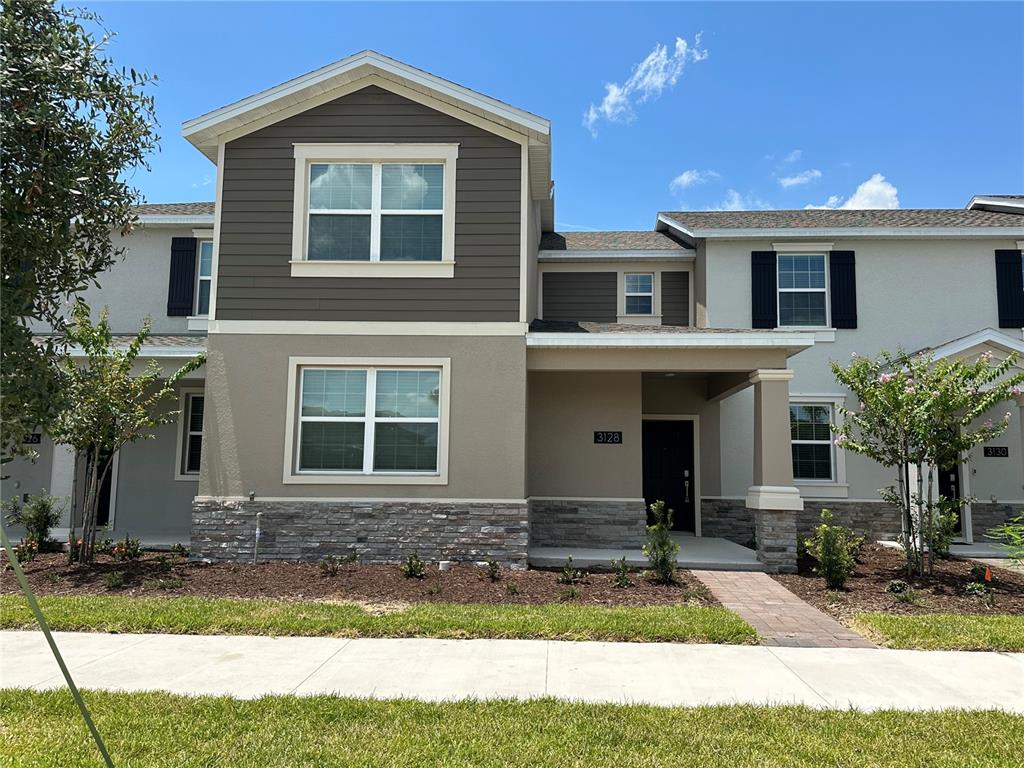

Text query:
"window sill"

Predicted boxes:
[[186, 316, 209, 332], [617, 314, 662, 325], [778, 327, 836, 342], [289, 260, 455, 279], [174, 472, 201, 482], [283, 472, 448, 485], [794, 482, 849, 499]]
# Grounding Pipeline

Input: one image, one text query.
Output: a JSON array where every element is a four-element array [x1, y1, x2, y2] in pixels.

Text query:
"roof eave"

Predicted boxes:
[[967, 196, 1024, 215]]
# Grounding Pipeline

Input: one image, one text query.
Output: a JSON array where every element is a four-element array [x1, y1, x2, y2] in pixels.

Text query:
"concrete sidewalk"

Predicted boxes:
[[2, 631, 1022, 712]]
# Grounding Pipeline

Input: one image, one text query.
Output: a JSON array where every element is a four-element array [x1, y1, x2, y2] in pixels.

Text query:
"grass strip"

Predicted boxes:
[[854, 612, 1024, 651], [0, 594, 755, 643], [2, 689, 1021, 768]]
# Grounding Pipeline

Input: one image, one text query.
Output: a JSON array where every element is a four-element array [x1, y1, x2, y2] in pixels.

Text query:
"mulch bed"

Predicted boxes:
[[3, 551, 715, 608], [774, 544, 1024, 620]]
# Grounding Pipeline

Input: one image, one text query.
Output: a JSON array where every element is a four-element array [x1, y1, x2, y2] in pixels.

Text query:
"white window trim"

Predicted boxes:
[[790, 394, 848, 497], [623, 272, 655, 317], [282, 356, 451, 485], [174, 387, 205, 481], [290, 144, 458, 279], [187, 230, 215, 330], [777, 252, 832, 331]]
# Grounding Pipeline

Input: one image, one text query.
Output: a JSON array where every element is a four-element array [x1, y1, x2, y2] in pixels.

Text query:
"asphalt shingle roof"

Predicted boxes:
[[540, 231, 687, 251], [528, 320, 803, 335], [133, 202, 215, 216], [659, 208, 1024, 231]]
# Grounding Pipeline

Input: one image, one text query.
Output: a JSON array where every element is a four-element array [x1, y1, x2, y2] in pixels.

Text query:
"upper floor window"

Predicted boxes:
[[778, 254, 827, 327], [195, 240, 213, 316], [291, 144, 458, 278], [624, 273, 654, 315]]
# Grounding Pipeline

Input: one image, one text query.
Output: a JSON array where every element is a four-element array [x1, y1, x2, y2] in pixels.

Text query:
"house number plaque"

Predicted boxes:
[[983, 447, 1009, 458], [594, 431, 623, 444]]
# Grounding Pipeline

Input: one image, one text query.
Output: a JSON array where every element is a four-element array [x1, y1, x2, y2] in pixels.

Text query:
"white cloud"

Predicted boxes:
[[708, 189, 772, 212], [778, 169, 822, 188], [783, 149, 802, 163], [670, 168, 720, 192], [805, 173, 900, 209], [191, 174, 213, 189], [583, 34, 708, 136]]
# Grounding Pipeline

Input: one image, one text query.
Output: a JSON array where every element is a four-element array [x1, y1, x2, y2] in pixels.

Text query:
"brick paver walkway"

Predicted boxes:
[[692, 570, 875, 648]]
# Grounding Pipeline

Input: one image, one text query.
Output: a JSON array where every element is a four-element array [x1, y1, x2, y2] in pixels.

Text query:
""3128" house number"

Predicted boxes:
[[594, 431, 623, 444]]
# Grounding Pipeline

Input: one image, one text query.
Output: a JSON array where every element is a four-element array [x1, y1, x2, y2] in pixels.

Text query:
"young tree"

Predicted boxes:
[[50, 304, 204, 562], [831, 349, 1023, 577], [1, 0, 158, 458]]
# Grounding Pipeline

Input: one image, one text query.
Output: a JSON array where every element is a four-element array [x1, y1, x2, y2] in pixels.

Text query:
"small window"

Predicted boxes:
[[307, 163, 444, 262], [181, 394, 204, 475], [778, 254, 827, 327], [624, 273, 654, 315], [298, 367, 441, 474], [195, 240, 213, 316], [790, 403, 833, 481]]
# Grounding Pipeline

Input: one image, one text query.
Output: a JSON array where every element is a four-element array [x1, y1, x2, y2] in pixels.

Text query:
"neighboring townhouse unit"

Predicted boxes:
[[6, 51, 1023, 573]]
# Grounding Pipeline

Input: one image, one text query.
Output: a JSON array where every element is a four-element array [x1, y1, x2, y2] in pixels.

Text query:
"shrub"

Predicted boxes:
[[559, 586, 579, 602], [169, 543, 189, 558], [155, 555, 173, 573], [110, 536, 142, 561], [102, 570, 125, 589], [319, 555, 341, 577], [557, 556, 585, 585], [929, 502, 959, 559], [95, 538, 115, 556], [964, 581, 988, 598], [400, 552, 426, 579], [886, 579, 911, 595], [504, 581, 519, 596], [12, 539, 38, 564], [643, 500, 679, 585], [150, 577, 183, 591], [484, 559, 500, 582], [66, 536, 85, 564], [611, 557, 632, 588], [968, 564, 990, 584], [804, 509, 857, 590], [988, 514, 1024, 564], [4, 494, 63, 550]]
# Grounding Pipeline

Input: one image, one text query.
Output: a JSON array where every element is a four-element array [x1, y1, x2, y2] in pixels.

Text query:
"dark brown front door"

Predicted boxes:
[[642, 419, 695, 532], [938, 463, 963, 534]]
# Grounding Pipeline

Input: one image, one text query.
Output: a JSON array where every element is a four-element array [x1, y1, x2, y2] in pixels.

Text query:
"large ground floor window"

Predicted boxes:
[[790, 402, 834, 481], [297, 365, 442, 475]]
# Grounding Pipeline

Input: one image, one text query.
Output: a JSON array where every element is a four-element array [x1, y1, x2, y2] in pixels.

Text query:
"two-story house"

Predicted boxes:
[[7, 52, 1023, 572]]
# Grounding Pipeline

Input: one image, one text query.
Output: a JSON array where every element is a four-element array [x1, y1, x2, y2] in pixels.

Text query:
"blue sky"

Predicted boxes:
[[87, 1, 1022, 230]]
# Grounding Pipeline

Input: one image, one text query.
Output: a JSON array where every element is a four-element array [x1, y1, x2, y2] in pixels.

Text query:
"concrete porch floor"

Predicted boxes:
[[528, 534, 764, 571]]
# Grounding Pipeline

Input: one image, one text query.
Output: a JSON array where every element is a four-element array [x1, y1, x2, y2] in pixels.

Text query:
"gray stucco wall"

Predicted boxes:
[[218, 85, 522, 322], [200, 332, 527, 500]]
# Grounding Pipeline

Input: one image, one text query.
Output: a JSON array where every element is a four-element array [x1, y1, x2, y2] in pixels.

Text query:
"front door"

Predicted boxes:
[[938, 462, 964, 536], [642, 419, 695, 532]]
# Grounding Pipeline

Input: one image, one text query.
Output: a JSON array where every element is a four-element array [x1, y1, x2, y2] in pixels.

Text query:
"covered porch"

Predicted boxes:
[[525, 322, 816, 572]]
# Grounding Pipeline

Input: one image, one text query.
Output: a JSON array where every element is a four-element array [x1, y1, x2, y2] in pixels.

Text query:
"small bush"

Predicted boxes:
[[66, 536, 85, 564], [886, 579, 911, 595], [557, 556, 585, 585], [95, 538, 115, 556], [154, 555, 173, 573], [169, 543, 189, 558], [110, 536, 142, 562], [102, 570, 125, 589], [504, 581, 519, 596], [484, 559, 500, 582], [929, 502, 959, 559], [643, 500, 679, 585], [968, 564, 991, 584], [559, 586, 579, 602], [400, 552, 426, 579], [319, 555, 342, 576], [611, 557, 632, 588], [988, 514, 1024, 564], [150, 577, 183, 591], [804, 509, 857, 590], [964, 581, 988, 598], [4, 494, 63, 551], [12, 539, 38, 564]]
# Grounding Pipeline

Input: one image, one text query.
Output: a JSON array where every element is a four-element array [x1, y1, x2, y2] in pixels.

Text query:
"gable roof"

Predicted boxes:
[[966, 195, 1024, 215], [182, 50, 549, 156], [657, 208, 1024, 240], [539, 231, 688, 252], [132, 201, 215, 225]]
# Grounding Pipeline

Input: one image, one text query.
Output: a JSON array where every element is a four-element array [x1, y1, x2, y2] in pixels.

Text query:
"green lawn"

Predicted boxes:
[[854, 613, 1024, 651], [0, 594, 755, 644], [2, 690, 1021, 768]]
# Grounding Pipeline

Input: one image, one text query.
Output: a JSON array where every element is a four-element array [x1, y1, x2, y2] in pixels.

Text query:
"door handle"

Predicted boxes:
[[684, 480, 690, 503]]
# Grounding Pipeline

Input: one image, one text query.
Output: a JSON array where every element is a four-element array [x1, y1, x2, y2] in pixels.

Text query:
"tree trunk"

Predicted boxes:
[[915, 462, 925, 578], [926, 465, 935, 576], [79, 446, 99, 563]]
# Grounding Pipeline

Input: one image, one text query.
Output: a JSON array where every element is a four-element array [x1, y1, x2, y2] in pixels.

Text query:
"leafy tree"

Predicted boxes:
[[831, 349, 1023, 577], [50, 304, 204, 562], [1, 0, 158, 458]]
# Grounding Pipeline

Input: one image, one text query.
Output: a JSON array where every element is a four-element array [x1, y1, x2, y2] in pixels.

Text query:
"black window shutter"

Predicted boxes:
[[751, 251, 777, 328], [829, 250, 857, 329], [995, 249, 1024, 328], [167, 237, 197, 317]]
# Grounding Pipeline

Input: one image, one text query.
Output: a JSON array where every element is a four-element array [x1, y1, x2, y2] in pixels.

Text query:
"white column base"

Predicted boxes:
[[745, 485, 804, 511]]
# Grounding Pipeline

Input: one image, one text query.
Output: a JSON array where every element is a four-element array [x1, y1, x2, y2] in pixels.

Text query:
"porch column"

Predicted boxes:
[[49, 443, 76, 531], [746, 369, 803, 572]]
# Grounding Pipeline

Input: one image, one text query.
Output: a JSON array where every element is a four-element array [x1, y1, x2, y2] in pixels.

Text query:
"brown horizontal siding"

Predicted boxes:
[[218, 85, 521, 322], [661, 271, 690, 326], [542, 272, 617, 322]]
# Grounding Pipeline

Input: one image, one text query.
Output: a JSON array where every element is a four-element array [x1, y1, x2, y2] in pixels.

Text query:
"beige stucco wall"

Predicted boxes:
[[705, 236, 1024, 504], [528, 371, 642, 498], [201, 333, 528, 500]]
